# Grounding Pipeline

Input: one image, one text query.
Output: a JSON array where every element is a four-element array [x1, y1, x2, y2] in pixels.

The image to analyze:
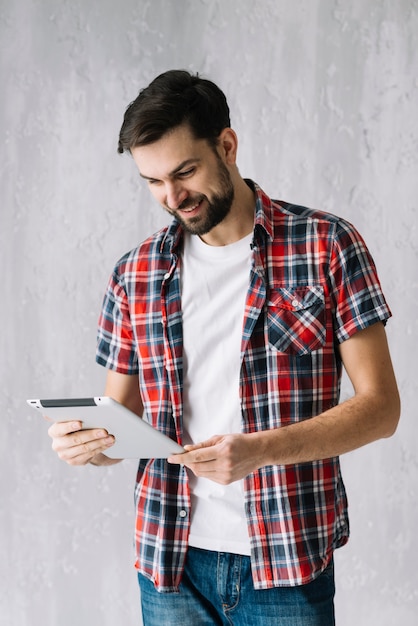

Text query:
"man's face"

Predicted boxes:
[[131, 124, 234, 237]]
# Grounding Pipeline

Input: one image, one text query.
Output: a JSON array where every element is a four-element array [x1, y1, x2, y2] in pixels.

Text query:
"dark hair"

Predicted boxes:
[[117, 69, 231, 153]]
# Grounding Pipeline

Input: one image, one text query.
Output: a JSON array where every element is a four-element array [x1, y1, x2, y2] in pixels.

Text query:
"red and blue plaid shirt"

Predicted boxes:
[[96, 181, 391, 592]]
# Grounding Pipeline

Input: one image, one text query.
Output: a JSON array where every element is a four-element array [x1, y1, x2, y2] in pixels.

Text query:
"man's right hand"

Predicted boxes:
[[47, 420, 118, 466]]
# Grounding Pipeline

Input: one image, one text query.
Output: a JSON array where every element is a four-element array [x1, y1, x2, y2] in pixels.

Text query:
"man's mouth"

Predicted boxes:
[[178, 199, 203, 215], [181, 203, 199, 213]]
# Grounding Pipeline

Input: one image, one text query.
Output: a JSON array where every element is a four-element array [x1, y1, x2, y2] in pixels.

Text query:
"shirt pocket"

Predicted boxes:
[[267, 285, 326, 355]]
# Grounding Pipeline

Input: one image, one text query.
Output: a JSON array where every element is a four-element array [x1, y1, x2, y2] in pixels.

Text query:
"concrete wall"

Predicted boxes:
[[1, 1, 417, 624]]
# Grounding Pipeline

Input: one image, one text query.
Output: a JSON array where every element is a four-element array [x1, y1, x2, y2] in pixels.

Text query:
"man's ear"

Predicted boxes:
[[217, 128, 238, 165]]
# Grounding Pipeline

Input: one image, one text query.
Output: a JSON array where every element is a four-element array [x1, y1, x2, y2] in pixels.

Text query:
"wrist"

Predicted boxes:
[[249, 427, 295, 467], [246, 430, 278, 469]]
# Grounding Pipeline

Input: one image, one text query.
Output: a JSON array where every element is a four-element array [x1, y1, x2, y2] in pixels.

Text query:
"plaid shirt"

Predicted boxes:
[[96, 181, 391, 592]]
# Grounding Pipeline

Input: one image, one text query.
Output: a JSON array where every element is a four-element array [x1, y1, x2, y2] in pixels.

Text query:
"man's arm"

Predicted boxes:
[[168, 322, 400, 484], [48, 370, 143, 467]]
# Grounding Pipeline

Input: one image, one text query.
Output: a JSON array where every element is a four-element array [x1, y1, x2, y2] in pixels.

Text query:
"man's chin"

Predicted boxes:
[[178, 216, 208, 236]]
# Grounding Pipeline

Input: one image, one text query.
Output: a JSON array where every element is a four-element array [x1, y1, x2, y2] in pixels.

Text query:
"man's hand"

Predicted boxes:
[[47, 419, 118, 466], [168, 432, 266, 485], [47, 371, 143, 468]]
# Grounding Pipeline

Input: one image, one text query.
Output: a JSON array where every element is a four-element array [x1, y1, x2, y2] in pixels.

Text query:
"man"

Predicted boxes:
[[49, 70, 400, 625]]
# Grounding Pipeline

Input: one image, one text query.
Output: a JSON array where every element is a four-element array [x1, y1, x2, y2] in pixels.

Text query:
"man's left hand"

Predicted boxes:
[[167, 433, 265, 484]]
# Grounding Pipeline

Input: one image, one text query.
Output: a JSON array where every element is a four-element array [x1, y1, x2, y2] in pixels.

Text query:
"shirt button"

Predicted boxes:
[[292, 299, 299, 308], [163, 272, 170, 280], [179, 509, 187, 518]]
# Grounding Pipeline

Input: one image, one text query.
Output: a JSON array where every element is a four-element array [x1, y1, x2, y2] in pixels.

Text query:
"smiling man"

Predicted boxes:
[[48, 70, 400, 626], [134, 120, 253, 245]]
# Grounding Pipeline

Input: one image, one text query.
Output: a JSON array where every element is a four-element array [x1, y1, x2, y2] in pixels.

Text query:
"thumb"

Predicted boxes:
[[184, 435, 222, 451]]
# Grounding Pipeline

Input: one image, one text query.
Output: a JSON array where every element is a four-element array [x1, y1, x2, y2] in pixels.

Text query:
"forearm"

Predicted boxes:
[[169, 391, 400, 484], [257, 390, 400, 466], [168, 324, 400, 484], [260, 323, 401, 467]]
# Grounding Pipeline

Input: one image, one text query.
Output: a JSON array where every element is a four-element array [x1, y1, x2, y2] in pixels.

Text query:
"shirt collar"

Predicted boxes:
[[159, 218, 184, 255], [246, 179, 274, 244]]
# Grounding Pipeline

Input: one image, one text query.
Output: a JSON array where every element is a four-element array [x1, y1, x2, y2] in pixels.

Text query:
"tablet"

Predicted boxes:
[[27, 396, 185, 459]]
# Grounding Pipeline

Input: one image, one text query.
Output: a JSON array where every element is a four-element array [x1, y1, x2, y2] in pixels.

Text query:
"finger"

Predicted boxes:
[[71, 428, 111, 447], [52, 428, 111, 452], [165, 451, 186, 464], [59, 445, 111, 466], [184, 435, 223, 451], [169, 447, 217, 466], [55, 434, 115, 464], [167, 442, 208, 464], [47, 420, 82, 438]]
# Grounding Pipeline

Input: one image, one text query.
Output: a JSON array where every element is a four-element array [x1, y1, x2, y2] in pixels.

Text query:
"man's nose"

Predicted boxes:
[[165, 182, 188, 211]]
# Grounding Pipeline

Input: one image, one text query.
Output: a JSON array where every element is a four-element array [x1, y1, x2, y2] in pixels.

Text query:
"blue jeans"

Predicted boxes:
[[138, 547, 335, 625]]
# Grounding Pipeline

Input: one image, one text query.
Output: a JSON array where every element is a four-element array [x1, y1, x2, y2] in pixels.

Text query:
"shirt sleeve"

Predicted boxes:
[[96, 260, 140, 374], [329, 218, 392, 343]]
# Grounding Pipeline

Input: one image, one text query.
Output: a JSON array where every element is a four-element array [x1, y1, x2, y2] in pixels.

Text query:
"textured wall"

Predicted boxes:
[[1, 1, 417, 624]]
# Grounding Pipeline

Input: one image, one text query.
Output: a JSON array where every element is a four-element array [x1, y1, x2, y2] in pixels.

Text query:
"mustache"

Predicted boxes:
[[175, 195, 205, 211]]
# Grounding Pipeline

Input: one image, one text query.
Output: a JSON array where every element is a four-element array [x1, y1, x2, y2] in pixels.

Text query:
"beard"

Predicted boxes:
[[166, 156, 234, 236]]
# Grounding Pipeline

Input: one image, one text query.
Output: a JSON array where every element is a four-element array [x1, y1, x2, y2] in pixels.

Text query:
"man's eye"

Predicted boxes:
[[178, 168, 195, 178]]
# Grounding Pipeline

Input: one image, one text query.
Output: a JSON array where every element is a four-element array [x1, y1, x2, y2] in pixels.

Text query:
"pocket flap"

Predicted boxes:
[[267, 286, 324, 311]]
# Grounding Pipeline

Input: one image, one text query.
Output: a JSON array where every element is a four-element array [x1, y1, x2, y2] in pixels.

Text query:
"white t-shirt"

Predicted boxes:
[[181, 231, 253, 556]]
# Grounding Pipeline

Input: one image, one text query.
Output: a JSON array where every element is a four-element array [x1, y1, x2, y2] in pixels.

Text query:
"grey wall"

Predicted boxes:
[[1, 1, 417, 624]]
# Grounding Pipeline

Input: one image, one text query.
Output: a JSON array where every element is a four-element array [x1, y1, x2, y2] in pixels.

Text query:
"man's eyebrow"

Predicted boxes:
[[139, 158, 201, 180]]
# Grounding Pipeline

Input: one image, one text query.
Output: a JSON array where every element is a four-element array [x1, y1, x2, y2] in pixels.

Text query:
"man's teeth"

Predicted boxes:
[[182, 203, 199, 212]]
